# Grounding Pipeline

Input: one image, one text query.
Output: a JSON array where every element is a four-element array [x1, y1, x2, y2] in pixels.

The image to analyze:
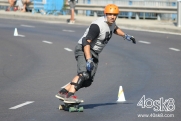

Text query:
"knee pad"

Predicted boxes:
[[70, 72, 89, 91], [82, 71, 89, 80], [82, 79, 93, 88]]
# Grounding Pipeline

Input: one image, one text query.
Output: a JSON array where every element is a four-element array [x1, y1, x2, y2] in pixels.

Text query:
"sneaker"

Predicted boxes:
[[68, 20, 75, 24], [5, 7, 13, 11], [55, 92, 67, 101], [64, 95, 84, 103], [14, 7, 18, 11]]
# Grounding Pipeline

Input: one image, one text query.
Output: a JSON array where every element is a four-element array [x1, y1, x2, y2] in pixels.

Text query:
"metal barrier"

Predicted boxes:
[[74, 4, 177, 13], [33, 0, 44, 13], [76, 0, 177, 20], [178, 0, 181, 27], [33, 0, 64, 15], [0, 0, 180, 27], [78, 0, 177, 6]]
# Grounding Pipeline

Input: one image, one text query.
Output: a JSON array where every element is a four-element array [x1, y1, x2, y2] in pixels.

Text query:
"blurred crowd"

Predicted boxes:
[[6, 0, 31, 12]]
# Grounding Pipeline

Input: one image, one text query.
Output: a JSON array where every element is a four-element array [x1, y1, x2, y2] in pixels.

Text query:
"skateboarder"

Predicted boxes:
[[56, 4, 136, 103]]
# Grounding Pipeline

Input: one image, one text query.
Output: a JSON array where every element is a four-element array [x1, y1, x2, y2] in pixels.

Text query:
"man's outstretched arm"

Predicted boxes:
[[114, 26, 136, 44]]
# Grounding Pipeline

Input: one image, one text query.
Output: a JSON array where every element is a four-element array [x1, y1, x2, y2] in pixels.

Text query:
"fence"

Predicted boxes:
[[178, 1, 181, 27], [77, 0, 177, 7], [0, 0, 180, 26], [33, 0, 64, 15], [76, 0, 177, 20]]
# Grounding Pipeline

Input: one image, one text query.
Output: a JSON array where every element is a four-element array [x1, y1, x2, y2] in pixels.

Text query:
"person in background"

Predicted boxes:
[[6, 0, 18, 11], [21, 0, 30, 12], [15, 0, 30, 12], [66, 0, 77, 24]]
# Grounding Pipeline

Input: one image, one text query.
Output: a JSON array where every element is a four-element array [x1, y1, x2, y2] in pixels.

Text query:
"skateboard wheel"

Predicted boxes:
[[59, 105, 65, 110], [69, 107, 75, 112], [79, 107, 84, 112], [69, 107, 76, 112]]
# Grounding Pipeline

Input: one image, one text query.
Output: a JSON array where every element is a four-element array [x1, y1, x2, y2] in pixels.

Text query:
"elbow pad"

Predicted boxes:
[[82, 37, 91, 47], [114, 26, 119, 33]]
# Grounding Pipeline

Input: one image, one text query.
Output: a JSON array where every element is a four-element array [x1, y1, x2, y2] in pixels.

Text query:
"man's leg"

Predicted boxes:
[[56, 75, 78, 100], [56, 44, 87, 102], [58, 75, 79, 93], [65, 75, 78, 93], [70, 9, 75, 22], [63, 72, 89, 103], [68, 0, 76, 24], [6, 0, 15, 11], [10, 0, 15, 7], [21, 0, 30, 12]]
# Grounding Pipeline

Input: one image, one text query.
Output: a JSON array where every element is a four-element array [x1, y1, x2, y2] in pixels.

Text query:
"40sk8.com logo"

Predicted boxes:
[[137, 95, 175, 112]]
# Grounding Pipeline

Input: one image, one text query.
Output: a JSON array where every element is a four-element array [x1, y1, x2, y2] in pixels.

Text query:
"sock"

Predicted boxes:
[[67, 92, 74, 98], [59, 88, 68, 94]]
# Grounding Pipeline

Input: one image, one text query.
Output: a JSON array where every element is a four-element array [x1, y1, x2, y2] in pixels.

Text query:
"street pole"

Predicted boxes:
[[177, 0, 181, 27]]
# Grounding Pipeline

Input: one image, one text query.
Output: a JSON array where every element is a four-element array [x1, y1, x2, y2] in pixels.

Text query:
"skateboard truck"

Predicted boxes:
[[59, 101, 84, 112]]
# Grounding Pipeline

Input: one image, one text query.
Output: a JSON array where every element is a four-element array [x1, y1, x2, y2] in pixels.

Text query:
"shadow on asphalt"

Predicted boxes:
[[81, 102, 134, 109]]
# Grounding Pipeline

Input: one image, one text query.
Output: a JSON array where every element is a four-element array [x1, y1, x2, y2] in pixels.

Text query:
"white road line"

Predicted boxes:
[[21, 25, 35, 28], [62, 30, 75, 32], [42, 41, 53, 44], [9, 101, 34, 109], [16, 34, 25, 37], [64, 48, 72, 51], [138, 41, 151, 44], [169, 48, 180, 51]]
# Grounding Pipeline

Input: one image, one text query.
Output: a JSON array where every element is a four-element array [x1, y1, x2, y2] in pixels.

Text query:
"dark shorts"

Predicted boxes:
[[74, 44, 99, 81], [69, 0, 76, 10]]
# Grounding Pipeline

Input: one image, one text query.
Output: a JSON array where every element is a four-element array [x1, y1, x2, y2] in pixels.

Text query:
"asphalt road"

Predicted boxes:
[[0, 18, 180, 121]]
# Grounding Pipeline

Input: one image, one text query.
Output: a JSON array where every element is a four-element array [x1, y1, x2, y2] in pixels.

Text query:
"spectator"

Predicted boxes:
[[15, 0, 30, 12], [6, 0, 18, 11], [66, 0, 77, 24], [21, 0, 30, 12]]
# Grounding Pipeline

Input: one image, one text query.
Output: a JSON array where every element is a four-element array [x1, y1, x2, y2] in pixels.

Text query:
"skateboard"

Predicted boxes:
[[58, 100, 84, 112]]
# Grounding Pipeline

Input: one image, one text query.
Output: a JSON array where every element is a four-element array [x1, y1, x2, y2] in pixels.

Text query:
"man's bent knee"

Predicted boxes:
[[82, 79, 93, 88]]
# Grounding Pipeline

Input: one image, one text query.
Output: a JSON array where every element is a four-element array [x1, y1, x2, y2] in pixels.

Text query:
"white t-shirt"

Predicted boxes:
[[78, 16, 117, 54]]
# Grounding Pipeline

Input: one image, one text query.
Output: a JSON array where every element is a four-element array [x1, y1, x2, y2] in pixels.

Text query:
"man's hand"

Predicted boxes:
[[86, 58, 94, 71], [124, 34, 136, 44]]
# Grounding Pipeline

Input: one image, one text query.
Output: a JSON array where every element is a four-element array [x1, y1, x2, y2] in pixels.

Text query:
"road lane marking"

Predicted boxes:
[[9, 101, 34, 109], [64, 48, 72, 51], [17, 34, 25, 37], [169, 48, 180, 51], [42, 41, 53, 44], [62, 30, 75, 32], [21, 25, 35, 28], [138, 41, 151, 44]]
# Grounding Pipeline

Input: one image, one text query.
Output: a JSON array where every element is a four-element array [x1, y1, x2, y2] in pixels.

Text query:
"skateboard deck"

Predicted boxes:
[[55, 94, 84, 112], [59, 100, 84, 112]]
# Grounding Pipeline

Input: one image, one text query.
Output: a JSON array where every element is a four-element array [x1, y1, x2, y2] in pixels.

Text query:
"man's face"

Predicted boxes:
[[106, 13, 118, 25]]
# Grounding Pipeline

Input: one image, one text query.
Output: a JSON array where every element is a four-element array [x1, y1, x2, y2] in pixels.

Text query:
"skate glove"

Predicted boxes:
[[86, 58, 94, 71], [124, 34, 136, 44]]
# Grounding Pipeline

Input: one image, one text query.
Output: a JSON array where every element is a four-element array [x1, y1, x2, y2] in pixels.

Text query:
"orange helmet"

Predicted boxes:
[[104, 4, 119, 14]]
